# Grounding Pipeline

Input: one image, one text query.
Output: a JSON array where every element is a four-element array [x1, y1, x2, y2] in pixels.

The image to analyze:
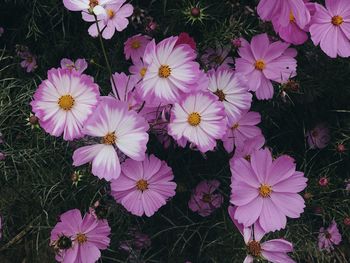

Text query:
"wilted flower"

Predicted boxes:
[[318, 220, 342, 252], [26, 113, 40, 129], [60, 58, 88, 74]]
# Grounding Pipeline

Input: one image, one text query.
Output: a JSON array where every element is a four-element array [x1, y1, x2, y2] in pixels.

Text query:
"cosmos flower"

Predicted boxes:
[[63, 0, 119, 16], [72, 97, 149, 181], [129, 58, 148, 82], [124, 34, 151, 63], [230, 148, 308, 232], [20, 53, 37, 73], [31, 68, 100, 141], [188, 180, 223, 217], [228, 206, 296, 263], [233, 135, 265, 160], [60, 58, 88, 74], [140, 36, 202, 104], [50, 209, 111, 263], [111, 155, 177, 217], [221, 111, 262, 153], [318, 220, 342, 251], [168, 92, 226, 153], [309, 0, 350, 58], [207, 69, 252, 120], [201, 45, 234, 70], [235, 33, 297, 100], [82, 1, 133, 39], [306, 123, 330, 149]]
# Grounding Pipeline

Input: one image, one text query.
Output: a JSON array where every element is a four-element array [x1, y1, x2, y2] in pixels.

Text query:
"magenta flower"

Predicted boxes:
[[207, 69, 252, 120], [228, 206, 296, 263], [124, 34, 151, 63], [188, 180, 223, 217], [230, 148, 307, 232], [235, 33, 297, 100], [50, 209, 111, 263], [111, 155, 177, 217], [82, 1, 133, 39], [63, 0, 119, 15], [233, 135, 265, 160], [201, 45, 234, 70], [221, 111, 262, 153], [31, 68, 100, 141], [310, 0, 350, 58], [318, 220, 342, 251], [306, 123, 330, 149], [129, 58, 148, 82], [20, 53, 37, 73], [60, 58, 88, 74], [257, 0, 310, 29], [140, 36, 201, 104], [175, 32, 197, 51], [168, 92, 226, 153], [72, 97, 149, 181]]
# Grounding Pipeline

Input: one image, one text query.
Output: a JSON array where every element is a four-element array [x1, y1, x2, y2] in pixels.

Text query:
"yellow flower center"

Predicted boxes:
[[107, 9, 115, 18], [131, 40, 141, 49], [289, 11, 295, 22], [58, 95, 75, 111], [158, 65, 171, 78], [214, 89, 225, 101], [255, 60, 266, 71], [247, 240, 262, 257], [259, 184, 272, 198], [102, 132, 116, 145], [232, 123, 239, 130], [332, 15, 343, 26], [76, 233, 87, 244], [188, 112, 201, 126], [89, 0, 99, 8], [140, 67, 147, 78], [136, 179, 149, 191]]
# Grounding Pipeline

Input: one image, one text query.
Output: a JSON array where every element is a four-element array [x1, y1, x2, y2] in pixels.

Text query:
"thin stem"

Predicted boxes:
[[93, 14, 120, 100]]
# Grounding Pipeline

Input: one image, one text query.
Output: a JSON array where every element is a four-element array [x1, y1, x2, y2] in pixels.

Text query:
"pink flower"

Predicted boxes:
[[168, 92, 226, 153], [233, 135, 265, 160], [228, 206, 296, 263], [63, 0, 119, 15], [31, 68, 100, 141], [221, 111, 262, 153], [230, 148, 307, 232], [111, 155, 177, 217], [140, 36, 201, 104], [318, 177, 329, 186], [188, 180, 223, 217], [235, 33, 297, 100], [20, 53, 37, 73], [309, 0, 350, 58], [60, 58, 88, 74], [318, 220, 342, 251], [175, 32, 197, 51], [231, 38, 242, 48], [201, 45, 234, 70], [72, 97, 149, 181], [124, 34, 151, 62], [129, 58, 148, 82], [257, 0, 311, 29], [306, 123, 330, 149], [50, 209, 111, 263], [83, 1, 133, 39], [207, 69, 252, 120]]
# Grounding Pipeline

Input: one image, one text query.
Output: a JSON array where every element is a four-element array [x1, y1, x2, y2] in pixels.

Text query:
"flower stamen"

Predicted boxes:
[[136, 179, 149, 191], [131, 40, 141, 49], [58, 95, 75, 111], [76, 233, 87, 244], [332, 15, 343, 26], [255, 60, 266, 71], [103, 132, 116, 145], [158, 65, 171, 78], [247, 240, 262, 257], [259, 184, 272, 198], [214, 89, 226, 101], [188, 112, 201, 126]]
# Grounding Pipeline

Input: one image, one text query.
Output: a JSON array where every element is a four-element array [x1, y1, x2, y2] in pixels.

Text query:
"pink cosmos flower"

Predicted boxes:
[[306, 123, 330, 149], [129, 58, 148, 82], [124, 34, 151, 63], [207, 69, 252, 120], [318, 220, 342, 251], [221, 111, 262, 153], [175, 32, 197, 51], [111, 155, 177, 217], [188, 180, 223, 217], [60, 58, 88, 74], [63, 0, 119, 15], [235, 33, 297, 100], [50, 209, 111, 263], [168, 92, 226, 153], [230, 148, 308, 232], [257, 0, 311, 29], [140, 36, 201, 104], [72, 97, 149, 181], [228, 206, 296, 263], [310, 0, 350, 58], [233, 135, 265, 160], [82, 1, 133, 39], [201, 45, 234, 70], [31, 68, 100, 141], [20, 53, 37, 73]]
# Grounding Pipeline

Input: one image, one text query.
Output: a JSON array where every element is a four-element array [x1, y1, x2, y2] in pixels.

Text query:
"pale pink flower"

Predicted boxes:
[[111, 155, 176, 217], [188, 180, 223, 217], [63, 0, 119, 15], [72, 97, 149, 181], [31, 68, 100, 141], [60, 58, 88, 74], [168, 92, 226, 153], [124, 34, 151, 62], [318, 220, 342, 251], [129, 58, 148, 82]]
